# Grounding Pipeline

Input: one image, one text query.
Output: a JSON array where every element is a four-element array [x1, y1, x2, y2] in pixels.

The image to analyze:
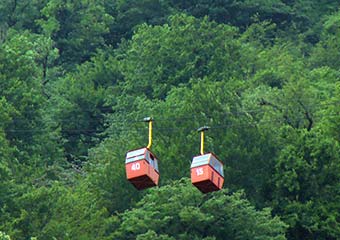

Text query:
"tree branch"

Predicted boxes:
[[297, 100, 313, 131], [259, 98, 296, 128]]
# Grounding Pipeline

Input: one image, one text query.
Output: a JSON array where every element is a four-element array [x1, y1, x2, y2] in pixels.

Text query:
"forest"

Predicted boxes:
[[0, 0, 339, 239]]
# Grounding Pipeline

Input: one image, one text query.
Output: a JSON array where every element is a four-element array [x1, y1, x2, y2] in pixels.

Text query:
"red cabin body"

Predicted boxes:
[[125, 148, 159, 190], [191, 153, 224, 193]]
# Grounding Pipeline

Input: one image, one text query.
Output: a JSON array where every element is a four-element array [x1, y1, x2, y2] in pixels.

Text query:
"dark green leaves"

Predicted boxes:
[[113, 179, 287, 240]]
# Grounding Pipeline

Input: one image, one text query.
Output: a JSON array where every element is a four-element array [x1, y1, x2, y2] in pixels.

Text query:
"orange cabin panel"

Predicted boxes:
[[125, 148, 159, 190], [191, 165, 224, 193]]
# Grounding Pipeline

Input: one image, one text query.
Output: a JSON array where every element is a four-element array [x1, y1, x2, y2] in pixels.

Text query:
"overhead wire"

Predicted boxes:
[[7, 105, 339, 126], [3, 97, 340, 133], [3, 101, 340, 117], [4, 111, 339, 133]]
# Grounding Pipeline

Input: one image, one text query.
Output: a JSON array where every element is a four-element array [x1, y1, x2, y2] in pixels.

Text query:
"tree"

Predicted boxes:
[[0, 29, 66, 239], [0, 232, 11, 240], [0, 99, 17, 231], [272, 127, 340, 239], [49, 51, 122, 163], [38, 0, 113, 68], [0, 0, 48, 31], [0, 30, 64, 172], [118, 14, 242, 100], [106, 0, 173, 46], [111, 179, 287, 240], [310, 10, 340, 70], [8, 183, 113, 240]]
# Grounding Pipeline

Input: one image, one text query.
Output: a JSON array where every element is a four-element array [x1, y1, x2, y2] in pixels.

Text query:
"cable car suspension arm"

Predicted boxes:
[[144, 117, 153, 149], [198, 126, 210, 155]]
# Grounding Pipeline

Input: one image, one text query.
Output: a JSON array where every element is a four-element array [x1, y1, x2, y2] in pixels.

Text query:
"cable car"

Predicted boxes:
[[125, 147, 159, 190], [191, 152, 224, 193], [125, 117, 160, 190], [191, 126, 224, 193]]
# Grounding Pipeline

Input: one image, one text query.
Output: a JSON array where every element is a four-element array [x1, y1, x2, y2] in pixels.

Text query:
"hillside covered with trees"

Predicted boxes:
[[0, 0, 339, 239]]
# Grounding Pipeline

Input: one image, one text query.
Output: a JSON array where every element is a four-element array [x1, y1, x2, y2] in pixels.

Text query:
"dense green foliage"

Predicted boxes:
[[0, 1, 339, 239]]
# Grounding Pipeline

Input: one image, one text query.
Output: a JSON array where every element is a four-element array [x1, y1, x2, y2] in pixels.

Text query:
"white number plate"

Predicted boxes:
[[196, 167, 203, 176], [131, 162, 141, 171]]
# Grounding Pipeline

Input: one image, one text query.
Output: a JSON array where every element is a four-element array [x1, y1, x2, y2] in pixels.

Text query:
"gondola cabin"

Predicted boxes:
[[125, 148, 159, 190], [191, 153, 224, 193]]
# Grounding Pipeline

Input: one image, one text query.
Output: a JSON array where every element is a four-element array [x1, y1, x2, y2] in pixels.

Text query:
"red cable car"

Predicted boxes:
[[191, 152, 224, 193], [125, 147, 159, 190], [125, 117, 160, 190], [191, 126, 224, 193]]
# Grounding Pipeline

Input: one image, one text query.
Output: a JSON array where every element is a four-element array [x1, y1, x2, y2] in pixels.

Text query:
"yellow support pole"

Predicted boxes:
[[200, 131, 205, 155], [198, 126, 210, 155], [148, 120, 153, 149], [144, 117, 153, 149]]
